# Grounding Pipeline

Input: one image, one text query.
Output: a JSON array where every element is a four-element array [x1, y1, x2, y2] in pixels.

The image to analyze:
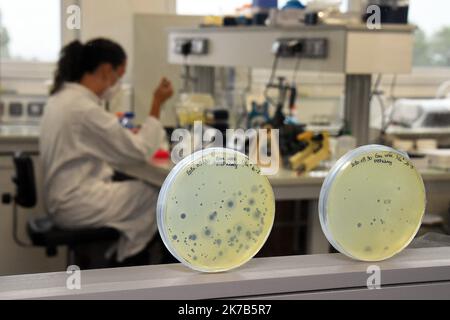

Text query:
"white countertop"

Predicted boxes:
[[120, 159, 450, 189], [0, 247, 449, 300], [0, 124, 40, 140], [2, 131, 450, 187]]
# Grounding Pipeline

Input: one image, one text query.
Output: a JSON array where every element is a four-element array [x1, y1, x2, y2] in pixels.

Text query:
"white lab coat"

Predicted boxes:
[[39, 83, 166, 262]]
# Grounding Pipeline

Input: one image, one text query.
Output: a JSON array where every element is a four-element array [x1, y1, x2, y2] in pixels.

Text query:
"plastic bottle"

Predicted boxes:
[[120, 112, 136, 129], [282, 0, 306, 10]]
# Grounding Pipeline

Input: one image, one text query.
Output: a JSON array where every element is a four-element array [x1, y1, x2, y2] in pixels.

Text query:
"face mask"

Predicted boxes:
[[101, 71, 122, 102], [101, 81, 122, 102]]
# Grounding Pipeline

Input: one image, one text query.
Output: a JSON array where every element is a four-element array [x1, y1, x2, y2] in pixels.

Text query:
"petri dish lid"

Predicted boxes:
[[319, 145, 427, 262], [157, 148, 275, 273]]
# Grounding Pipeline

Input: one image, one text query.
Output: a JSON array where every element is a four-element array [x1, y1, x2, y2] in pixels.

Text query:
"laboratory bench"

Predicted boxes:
[[0, 247, 449, 300], [0, 125, 39, 154], [120, 160, 450, 199]]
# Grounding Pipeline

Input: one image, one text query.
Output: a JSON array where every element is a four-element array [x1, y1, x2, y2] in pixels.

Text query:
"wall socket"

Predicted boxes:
[[174, 38, 209, 56], [273, 38, 328, 59]]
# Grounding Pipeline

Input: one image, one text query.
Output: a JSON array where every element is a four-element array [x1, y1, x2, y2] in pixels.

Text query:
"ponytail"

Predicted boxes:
[[50, 40, 84, 95], [50, 38, 127, 95]]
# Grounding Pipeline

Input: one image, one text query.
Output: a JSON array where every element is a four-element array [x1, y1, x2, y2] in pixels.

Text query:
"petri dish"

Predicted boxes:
[[157, 148, 275, 273], [319, 145, 426, 262]]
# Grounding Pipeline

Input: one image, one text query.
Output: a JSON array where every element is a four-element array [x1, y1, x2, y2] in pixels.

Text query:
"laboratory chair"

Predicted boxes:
[[1, 152, 120, 268]]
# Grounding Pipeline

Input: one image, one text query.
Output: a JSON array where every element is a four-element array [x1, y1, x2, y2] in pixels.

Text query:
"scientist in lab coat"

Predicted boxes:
[[40, 38, 173, 264]]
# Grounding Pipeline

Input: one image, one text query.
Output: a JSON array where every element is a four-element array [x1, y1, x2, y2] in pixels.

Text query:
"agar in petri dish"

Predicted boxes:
[[157, 148, 275, 273], [319, 145, 426, 262]]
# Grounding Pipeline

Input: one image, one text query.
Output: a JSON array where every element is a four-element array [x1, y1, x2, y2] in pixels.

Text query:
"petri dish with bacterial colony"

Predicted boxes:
[[319, 145, 426, 262], [157, 148, 275, 273]]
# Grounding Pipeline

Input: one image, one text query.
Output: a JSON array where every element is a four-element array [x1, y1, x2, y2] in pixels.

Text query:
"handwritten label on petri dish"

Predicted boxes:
[[351, 152, 414, 169], [325, 150, 426, 261], [158, 149, 275, 273]]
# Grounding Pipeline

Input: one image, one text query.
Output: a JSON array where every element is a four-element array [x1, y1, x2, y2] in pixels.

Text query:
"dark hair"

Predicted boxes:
[[50, 38, 127, 95]]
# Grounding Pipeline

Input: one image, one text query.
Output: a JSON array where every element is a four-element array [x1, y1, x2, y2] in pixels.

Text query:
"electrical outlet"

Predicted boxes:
[[174, 38, 209, 56], [303, 38, 328, 59], [273, 38, 328, 59], [9, 102, 24, 117], [191, 39, 209, 55], [273, 38, 305, 57], [174, 38, 192, 56]]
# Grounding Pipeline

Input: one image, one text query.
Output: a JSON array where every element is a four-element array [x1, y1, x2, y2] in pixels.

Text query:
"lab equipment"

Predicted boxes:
[[305, 1, 351, 26], [248, 101, 270, 128], [252, 0, 279, 25], [266, 7, 307, 27], [307, 0, 342, 11], [289, 131, 331, 172], [167, 24, 414, 146], [319, 145, 426, 261], [204, 109, 229, 136], [390, 99, 450, 130], [261, 72, 308, 160], [253, 0, 278, 8], [214, 89, 248, 129], [157, 148, 275, 273], [175, 93, 214, 127], [235, 5, 253, 26], [265, 77, 298, 128]]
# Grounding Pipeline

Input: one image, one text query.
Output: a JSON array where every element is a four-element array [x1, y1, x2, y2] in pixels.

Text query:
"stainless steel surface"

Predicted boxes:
[[344, 75, 372, 146]]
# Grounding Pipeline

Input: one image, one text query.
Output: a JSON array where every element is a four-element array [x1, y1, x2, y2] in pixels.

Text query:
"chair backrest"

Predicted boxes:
[[12, 153, 37, 208]]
